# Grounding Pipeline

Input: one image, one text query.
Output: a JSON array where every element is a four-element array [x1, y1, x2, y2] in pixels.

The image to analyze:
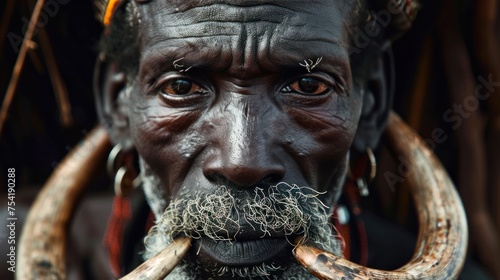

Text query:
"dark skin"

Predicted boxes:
[[134, 0, 358, 200], [97, 0, 389, 278]]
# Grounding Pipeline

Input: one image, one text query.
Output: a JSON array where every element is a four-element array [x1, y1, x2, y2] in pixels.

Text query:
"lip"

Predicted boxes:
[[195, 236, 292, 266]]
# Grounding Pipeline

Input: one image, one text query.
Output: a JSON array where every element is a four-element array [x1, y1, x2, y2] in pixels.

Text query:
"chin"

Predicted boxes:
[[164, 257, 317, 280], [151, 235, 332, 279]]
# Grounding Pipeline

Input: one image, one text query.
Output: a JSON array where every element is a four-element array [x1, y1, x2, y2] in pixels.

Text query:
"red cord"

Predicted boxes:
[[103, 196, 132, 277]]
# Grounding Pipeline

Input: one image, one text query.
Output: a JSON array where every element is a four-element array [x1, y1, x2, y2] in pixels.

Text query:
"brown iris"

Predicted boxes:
[[288, 77, 330, 95], [162, 79, 204, 96]]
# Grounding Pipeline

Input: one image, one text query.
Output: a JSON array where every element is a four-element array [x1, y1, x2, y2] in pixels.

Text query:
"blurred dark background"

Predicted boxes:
[[1, 0, 499, 279], [1, 0, 101, 186]]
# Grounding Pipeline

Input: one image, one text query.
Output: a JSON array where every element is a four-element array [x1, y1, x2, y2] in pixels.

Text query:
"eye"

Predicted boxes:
[[282, 77, 331, 96], [161, 78, 206, 96]]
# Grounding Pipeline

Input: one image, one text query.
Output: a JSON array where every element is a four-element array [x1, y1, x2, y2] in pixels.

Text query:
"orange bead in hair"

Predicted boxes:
[[103, 0, 122, 26]]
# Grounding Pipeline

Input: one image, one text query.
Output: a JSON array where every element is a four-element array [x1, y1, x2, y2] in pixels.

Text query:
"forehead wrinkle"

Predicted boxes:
[[137, 0, 358, 42], [140, 18, 344, 64], [138, 2, 351, 81], [162, 0, 316, 14], [139, 1, 343, 44], [161, 0, 356, 17], [138, 0, 358, 28], [139, 4, 307, 48], [142, 21, 341, 47], [141, 3, 301, 29], [158, 4, 296, 25]]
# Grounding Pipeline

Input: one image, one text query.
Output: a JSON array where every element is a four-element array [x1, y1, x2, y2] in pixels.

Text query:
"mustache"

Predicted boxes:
[[143, 183, 334, 259]]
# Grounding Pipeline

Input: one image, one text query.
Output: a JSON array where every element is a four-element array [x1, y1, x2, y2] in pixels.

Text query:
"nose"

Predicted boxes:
[[203, 101, 285, 188]]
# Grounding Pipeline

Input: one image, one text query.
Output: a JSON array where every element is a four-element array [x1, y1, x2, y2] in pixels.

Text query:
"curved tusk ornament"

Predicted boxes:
[[17, 113, 467, 279], [119, 237, 191, 280], [293, 113, 468, 280]]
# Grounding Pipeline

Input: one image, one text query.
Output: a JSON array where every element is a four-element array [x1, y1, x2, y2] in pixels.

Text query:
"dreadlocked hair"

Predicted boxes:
[[348, 0, 389, 80], [99, 0, 140, 76], [98, 0, 387, 80]]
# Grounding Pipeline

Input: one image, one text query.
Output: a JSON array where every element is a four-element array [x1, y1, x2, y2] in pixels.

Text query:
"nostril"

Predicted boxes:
[[262, 174, 283, 185], [205, 172, 227, 184], [205, 169, 285, 188], [203, 154, 286, 188]]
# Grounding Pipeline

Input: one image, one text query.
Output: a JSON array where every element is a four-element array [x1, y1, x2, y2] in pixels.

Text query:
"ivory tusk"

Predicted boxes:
[[120, 236, 192, 280], [293, 113, 468, 280], [17, 127, 111, 279], [16, 125, 191, 280], [17, 113, 467, 279]]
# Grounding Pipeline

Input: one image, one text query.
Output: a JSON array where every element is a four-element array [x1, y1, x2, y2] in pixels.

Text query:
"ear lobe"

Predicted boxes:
[[352, 48, 395, 153], [94, 57, 133, 148]]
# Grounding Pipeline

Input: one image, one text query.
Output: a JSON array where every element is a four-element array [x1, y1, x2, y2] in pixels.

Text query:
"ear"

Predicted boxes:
[[352, 46, 394, 154], [93, 57, 134, 149]]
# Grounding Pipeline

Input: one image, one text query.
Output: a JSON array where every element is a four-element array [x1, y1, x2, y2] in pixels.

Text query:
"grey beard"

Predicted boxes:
[[142, 182, 342, 279], [139, 158, 167, 219]]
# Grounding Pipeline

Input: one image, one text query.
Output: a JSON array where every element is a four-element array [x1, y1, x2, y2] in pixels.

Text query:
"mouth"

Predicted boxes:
[[145, 183, 330, 276], [195, 235, 293, 267]]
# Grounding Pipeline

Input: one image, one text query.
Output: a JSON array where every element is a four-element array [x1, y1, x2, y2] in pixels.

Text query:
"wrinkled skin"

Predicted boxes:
[[132, 0, 361, 209], [99, 0, 388, 278]]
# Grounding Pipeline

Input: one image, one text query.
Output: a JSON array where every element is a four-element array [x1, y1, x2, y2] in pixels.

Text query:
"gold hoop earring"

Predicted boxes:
[[349, 147, 377, 197]]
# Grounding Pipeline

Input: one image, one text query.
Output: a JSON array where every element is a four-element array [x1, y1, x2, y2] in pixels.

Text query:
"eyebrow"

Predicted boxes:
[[139, 41, 228, 79], [139, 53, 351, 99], [138, 19, 349, 82], [141, 43, 345, 72]]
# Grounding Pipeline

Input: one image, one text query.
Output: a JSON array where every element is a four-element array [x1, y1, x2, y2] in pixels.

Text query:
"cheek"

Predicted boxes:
[[127, 94, 204, 192], [282, 94, 362, 189], [285, 95, 362, 151]]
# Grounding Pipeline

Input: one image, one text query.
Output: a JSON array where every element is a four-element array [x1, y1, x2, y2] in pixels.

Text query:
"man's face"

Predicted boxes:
[[125, 0, 364, 278]]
